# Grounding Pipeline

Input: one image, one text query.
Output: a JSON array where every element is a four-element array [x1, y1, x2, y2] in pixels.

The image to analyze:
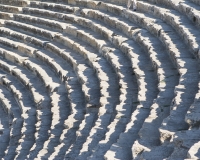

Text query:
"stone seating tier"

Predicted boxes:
[[0, 0, 199, 159]]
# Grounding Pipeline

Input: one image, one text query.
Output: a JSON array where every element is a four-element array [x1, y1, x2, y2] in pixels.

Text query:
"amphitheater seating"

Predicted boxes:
[[0, 0, 199, 159]]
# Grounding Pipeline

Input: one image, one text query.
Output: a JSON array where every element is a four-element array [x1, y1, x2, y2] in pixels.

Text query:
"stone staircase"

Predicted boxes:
[[0, 0, 199, 159]]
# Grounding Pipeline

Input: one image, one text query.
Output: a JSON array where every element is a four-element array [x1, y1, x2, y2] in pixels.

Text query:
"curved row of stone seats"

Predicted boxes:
[[30, 0, 186, 159], [3, 20, 101, 107], [0, 49, 53, 159], [0, 34, 73, 159], [0, 43, 67, 159], [59, 0, 200, 158], [29, 5, 159, 160], [137, 0, 198, 136], [0, 74, 23, 158], [0, 47, 51, 109], [3, 11, 128, 160], [0, 11, 13, 20], [113, 0, 199, 135], [28, 0, 156, 121], [59, 111, 97, 160], [0, 0, 29, 7], [0, 99, 10, 159], [137, 1, 200, 62], [0, 73, 21, 118], [0, 4, 22, 13], [52, 1, 183, 159], [18, 5, 148, 159], [27, 0, 159, 120], [0, 0, 199, 159], [0, 0, 173, 156], [0, 64, 37, 159], [69, 8, 161, 158], [141, 0, 182, 8], [127, 0, 200, 159], [0, 67, 44, 160], [79, 5, 173, 160], [185, 83, 200, 128], [0, 37, 61, 93], [26, 0, 161, 109], [177, 0, 200, 28], [0, 54, 68, 160], [29, 1, 79, 13], [1, 57, 48, 158], [1, 10, 122, 159], [172, 82, 200, 158], [0, 26, 85, 114], [0, 21, 101, 159], [122, 0, 200, 158], [47, 42, 119, 158]]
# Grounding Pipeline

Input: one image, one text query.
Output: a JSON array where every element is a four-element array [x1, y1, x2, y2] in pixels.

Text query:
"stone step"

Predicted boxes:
[[141, 0, 182, 9], [104, 107, 150, 160], [60, 112, 97, 160], [5, 20, 60, 40], [0, 0, 29, 7], [19, 6, 143, 104], [29, 1, 78, 13], [59, 3, 183, 159], [0, 52, 52, 158], [0, 4, 23, 13], [0, 44, 71, 159], [4, 20, 101, 107], [65, 2, 198, 159], [0, 72, 36, 159], [0, 27, 83, 94], [21, 7, 169, 160], [0, 27, 86, 113], [28, 9, 143, 159], [185, 83, 200, 128], [104, 0, 200, 145], [28, 111, 52, 159], [177, 0, 200, 27], [2, 7, 126, 160], [0, 95, 10, 159], [137, 1, 200, 60], [0, 37, 61, 93], [0, 11, 13, 20], [0, 80, 21, 118], [0, 48, 51, 109], [7, 12, 121, 100], [0, 0, 198, 159], [0, 25, 103, 159], [132, 88, 178, 159]]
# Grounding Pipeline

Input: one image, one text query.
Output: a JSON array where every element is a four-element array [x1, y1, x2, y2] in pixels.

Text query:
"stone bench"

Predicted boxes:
[[29, 1, 78, 13], [0, 4, 22, 13], [178, 1, 200, 28], [5, 20, 60, 40], [0, 47, 67, 159], [0, 11, 13, 20], [0, 0, 29, 7], [137, 1, 200, 60], [0, 73, 36, 159], [4, 19, 101, 108]]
